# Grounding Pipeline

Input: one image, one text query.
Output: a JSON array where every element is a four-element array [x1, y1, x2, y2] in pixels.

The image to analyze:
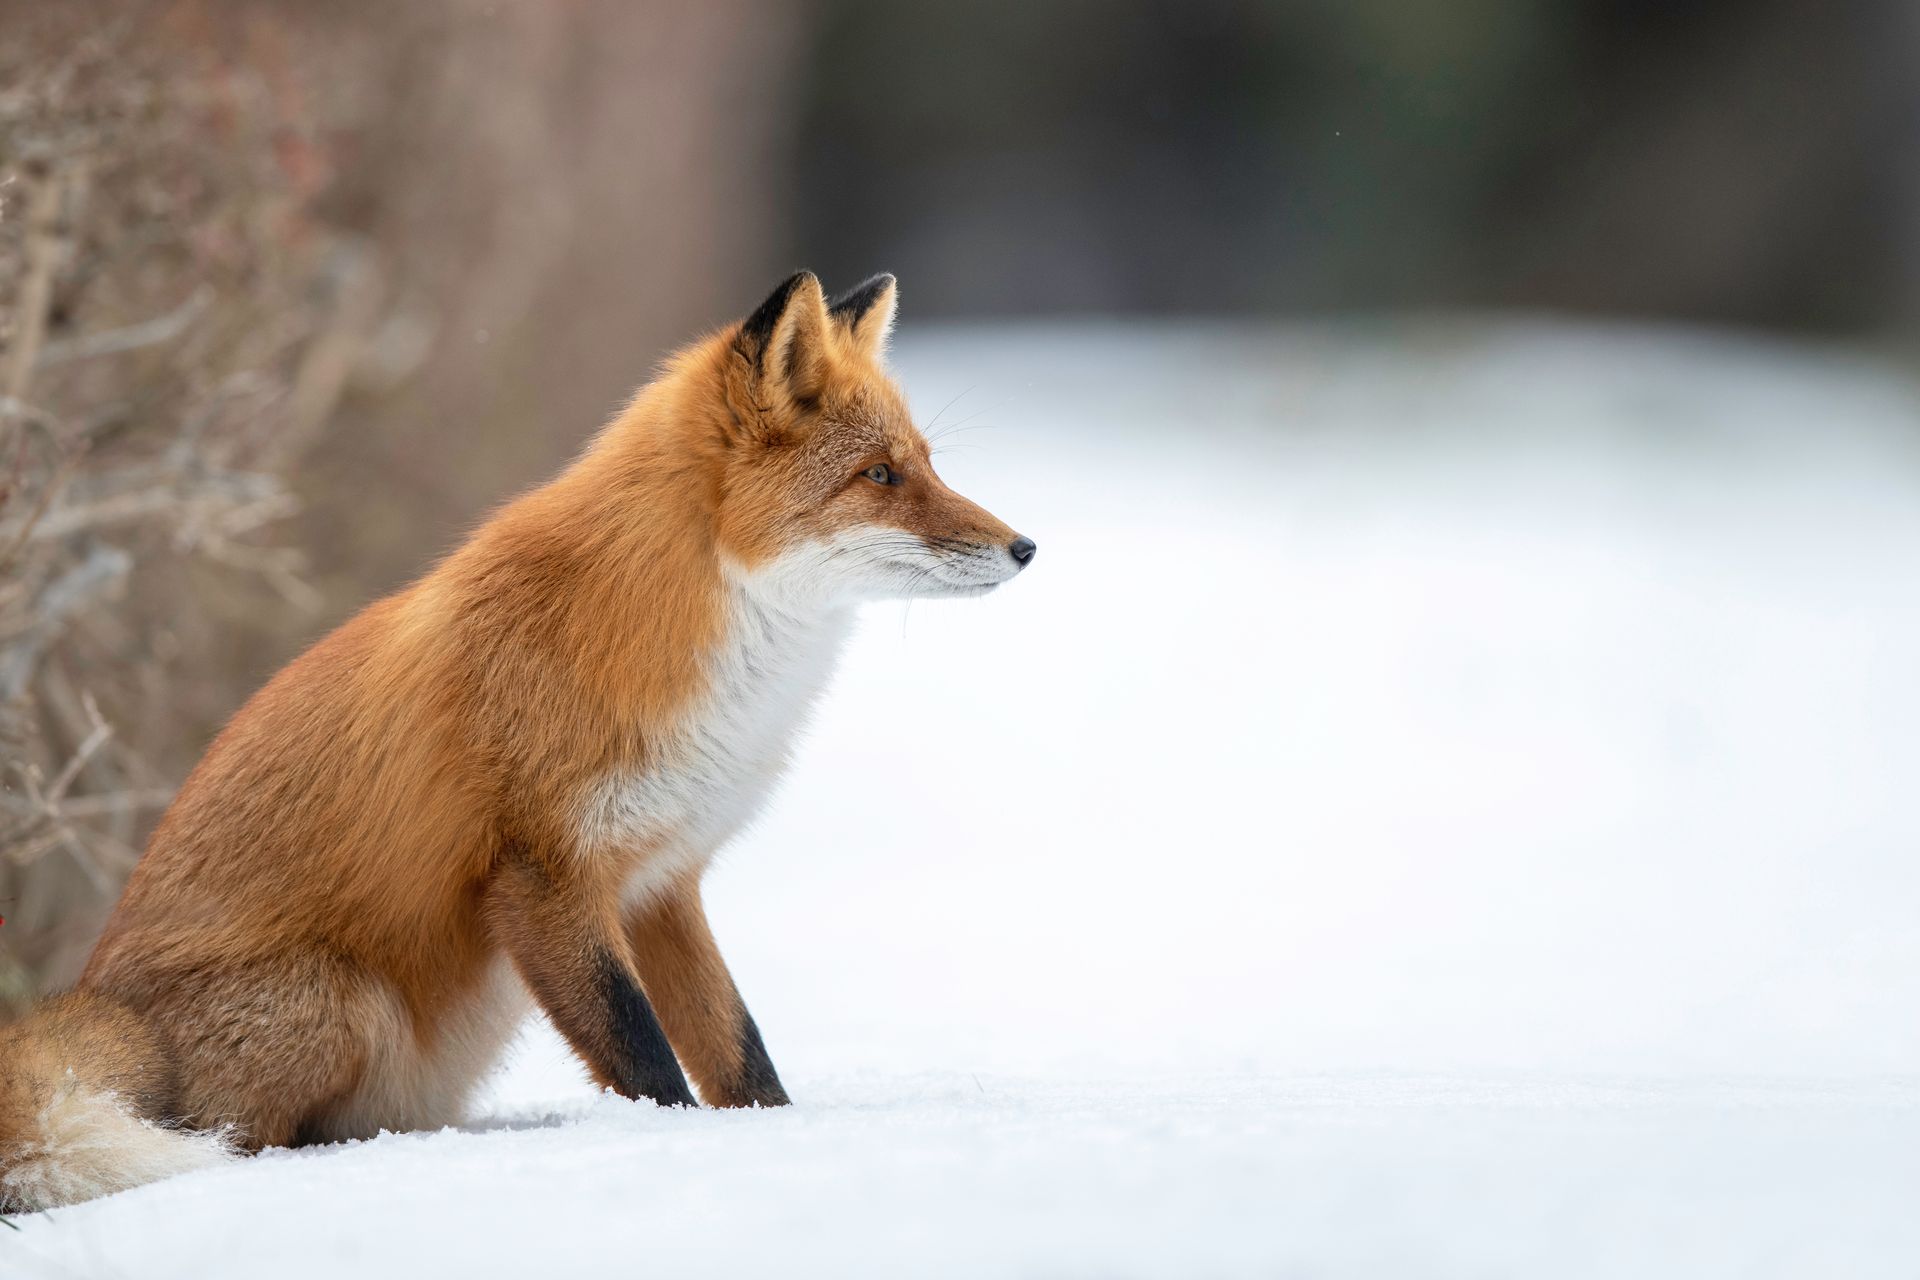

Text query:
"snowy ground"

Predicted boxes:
[[11, 317, 1920, 1277]]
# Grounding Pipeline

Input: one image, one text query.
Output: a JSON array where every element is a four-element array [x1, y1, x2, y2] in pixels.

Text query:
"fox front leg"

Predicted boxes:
[[485, 851, 696, 1107], [626, 879, 789, 1108]]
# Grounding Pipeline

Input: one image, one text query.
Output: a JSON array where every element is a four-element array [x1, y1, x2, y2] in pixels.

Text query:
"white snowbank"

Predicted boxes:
[[14, 1073, 1918, 1279], [9, 317, 1919, 1277]]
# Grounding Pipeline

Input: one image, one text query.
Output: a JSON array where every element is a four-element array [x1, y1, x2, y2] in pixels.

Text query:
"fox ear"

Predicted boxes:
[[829, 273, 897, 360], [734, 270, 830, 412]]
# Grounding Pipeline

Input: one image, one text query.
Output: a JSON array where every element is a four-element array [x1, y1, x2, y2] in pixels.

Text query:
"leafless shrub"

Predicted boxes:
[[0, 7, 364, 1013]]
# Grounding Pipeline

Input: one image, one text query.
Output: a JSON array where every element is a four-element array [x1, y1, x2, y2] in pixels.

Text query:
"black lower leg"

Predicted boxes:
[[583, 946, 696, 1106], [733, 1009, 790, 1107]]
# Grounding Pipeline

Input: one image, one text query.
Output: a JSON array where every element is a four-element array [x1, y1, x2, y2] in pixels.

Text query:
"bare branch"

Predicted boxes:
[[34, 285, 212, 368], [0, 163, 65, 453], [0, 543, 130, 700], [42, 691, 111, 808]]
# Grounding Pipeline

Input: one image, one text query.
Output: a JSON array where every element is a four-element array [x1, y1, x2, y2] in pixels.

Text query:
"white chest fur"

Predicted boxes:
[[576, 578, 849, 905]]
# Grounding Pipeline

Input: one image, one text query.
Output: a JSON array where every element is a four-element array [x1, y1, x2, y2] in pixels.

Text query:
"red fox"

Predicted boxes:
[[0, 272, 1033, 1212]]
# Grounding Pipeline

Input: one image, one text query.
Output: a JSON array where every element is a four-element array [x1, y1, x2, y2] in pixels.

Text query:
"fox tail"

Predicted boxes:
[[0, 990, 236, 1213]]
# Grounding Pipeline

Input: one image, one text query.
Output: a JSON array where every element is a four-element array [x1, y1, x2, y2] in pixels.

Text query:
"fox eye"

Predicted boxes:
[[863, 463, 894, 486]]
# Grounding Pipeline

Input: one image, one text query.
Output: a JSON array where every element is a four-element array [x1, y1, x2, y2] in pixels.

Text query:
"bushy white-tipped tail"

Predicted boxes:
[[0, 1074, 237, 1212]]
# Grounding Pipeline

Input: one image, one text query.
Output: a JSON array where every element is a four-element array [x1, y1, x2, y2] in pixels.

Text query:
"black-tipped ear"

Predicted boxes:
[[739, 271, 813, 372], [730, 271, 830, 420], [829, 273, 898, 358]]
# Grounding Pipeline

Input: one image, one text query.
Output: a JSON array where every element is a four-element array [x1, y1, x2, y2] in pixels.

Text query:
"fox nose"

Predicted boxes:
[[1008, 536, 1036, 567]]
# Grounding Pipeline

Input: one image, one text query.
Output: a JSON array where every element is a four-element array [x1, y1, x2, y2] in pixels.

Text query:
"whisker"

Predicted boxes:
[[927, 419, 1000, 442], [923, 385, 975, 436]]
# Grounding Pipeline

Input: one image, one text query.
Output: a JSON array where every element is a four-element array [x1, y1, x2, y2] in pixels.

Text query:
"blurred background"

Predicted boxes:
[[1, 0, 1916, 1088]]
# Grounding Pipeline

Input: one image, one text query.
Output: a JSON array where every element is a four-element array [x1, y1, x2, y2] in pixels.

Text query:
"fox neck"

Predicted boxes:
[[570, 523, 853, 882], [507, 404, 852, 737]]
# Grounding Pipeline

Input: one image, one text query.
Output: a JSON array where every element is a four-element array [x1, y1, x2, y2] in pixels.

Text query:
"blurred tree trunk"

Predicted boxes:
[[283, 0, 806, 614]]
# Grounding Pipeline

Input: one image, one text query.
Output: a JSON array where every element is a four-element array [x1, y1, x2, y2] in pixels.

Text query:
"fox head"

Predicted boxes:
[[702, 271, 1035, 602]]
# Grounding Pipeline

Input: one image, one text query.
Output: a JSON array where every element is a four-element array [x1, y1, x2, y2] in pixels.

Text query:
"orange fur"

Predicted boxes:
[[0, 272, 1031, 1208]]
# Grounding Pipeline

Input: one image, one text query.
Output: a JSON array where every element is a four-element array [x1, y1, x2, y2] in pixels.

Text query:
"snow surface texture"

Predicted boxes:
[[9, 319, 1919, 1277]]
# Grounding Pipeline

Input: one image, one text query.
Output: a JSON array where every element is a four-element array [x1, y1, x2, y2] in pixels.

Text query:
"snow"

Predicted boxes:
[[15, 1074, 1920, 1278], [9, 317, 1920, 1276]]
